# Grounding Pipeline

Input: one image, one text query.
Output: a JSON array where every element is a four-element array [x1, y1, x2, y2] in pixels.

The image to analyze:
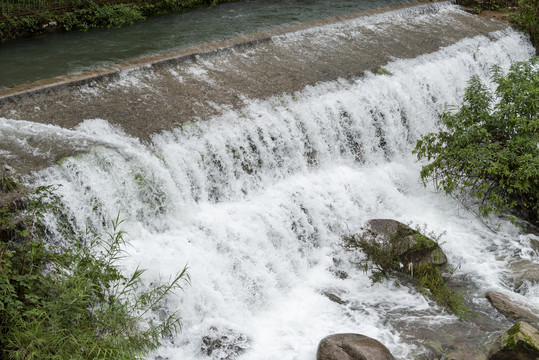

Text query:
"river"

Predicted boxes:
[[0, 0, 415, 89], [1, 1, 538, 359]]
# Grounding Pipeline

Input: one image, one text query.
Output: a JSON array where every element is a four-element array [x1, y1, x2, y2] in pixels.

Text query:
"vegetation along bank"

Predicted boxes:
[[0, 0, 537, 48], [0, 0, 237, 42], [457, 0, 538, 52]]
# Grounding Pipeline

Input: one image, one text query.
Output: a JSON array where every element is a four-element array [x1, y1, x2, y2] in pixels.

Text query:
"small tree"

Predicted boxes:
[[413, 58, 538, 225]]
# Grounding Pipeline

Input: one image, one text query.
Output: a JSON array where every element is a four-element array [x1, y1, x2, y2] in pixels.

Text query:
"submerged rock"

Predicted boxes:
[[444, 346, 486, 360], [487, 321, 539, 360], [321, 290, 348, 305], [486, 291, 539, 323], [362, 219, 447, 269], [201, 327, 251, 360], [529, 237, 539, 256], [506, 260, 539, 292], [316, 333, 396, 360]]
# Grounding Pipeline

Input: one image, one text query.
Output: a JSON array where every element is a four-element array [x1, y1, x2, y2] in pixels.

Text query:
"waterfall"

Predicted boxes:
[[8, 25, 537, 360]]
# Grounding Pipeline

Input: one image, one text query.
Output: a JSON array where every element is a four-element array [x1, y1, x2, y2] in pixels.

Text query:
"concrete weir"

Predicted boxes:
[[0, 0, 510, 174]]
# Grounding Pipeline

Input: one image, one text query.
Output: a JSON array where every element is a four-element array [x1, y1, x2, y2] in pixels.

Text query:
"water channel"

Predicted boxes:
[[0, 0, 414, 88]]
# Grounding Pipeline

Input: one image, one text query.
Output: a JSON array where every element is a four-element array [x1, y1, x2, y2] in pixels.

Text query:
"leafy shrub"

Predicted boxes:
[[414, 58, 538, 225], [1, 0, 238, 42], [59, 2, 144, 31], [0, 12, 54, 40], [81, 2, 145, 30], [0, 174, 189, 360], [343, 225, 468, 317], [512, 0, 538, 51]]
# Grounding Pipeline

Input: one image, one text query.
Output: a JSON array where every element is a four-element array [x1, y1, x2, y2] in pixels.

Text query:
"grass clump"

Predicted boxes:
[[376, 67, 393, 76], [0, 172, 189, 360]]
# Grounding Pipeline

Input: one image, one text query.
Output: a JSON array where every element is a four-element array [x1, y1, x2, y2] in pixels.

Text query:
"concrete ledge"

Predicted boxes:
[[0, 0, 442, 102], [0, 0, 511, 174]]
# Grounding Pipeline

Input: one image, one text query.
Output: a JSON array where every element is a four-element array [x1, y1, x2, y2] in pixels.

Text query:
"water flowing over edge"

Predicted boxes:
[[3, 27, 537, 359]]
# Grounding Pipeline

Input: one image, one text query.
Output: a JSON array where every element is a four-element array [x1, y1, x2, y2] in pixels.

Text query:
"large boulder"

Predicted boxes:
[[486, 291, 539, 323], [362, 219, 447, 268], [317, 333, 396, 360], [487, 321, 539, 360]]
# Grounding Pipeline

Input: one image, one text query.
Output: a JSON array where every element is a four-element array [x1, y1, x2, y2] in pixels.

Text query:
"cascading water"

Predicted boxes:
[[4, 14, 538, 360]]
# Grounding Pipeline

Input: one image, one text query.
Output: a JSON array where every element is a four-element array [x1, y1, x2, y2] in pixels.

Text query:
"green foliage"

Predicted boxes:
[[0, 177, 189, 360], [68, 2, 145, 31], [1, 0, 238, 42], [376, 67, 393, 76], [414, 263, 468, 318], [414, 58, 539, 224], [0, 12, 52, 41], [343, 225, 468, 317], [58, 2, 145, 31], [512, 0, 538, 51], [0, 175, 20, 193]]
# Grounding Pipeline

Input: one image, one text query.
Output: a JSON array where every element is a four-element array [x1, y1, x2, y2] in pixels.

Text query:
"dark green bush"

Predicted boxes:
[[69, 2, 145, 31], [1, 0, 238, 42], [512, 0, 538, 51], [414, 58, 539, 225], [0, 175, 189, 360]]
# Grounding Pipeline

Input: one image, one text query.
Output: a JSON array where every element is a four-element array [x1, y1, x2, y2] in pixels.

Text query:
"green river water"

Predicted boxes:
[[0, 0, 414, 89]]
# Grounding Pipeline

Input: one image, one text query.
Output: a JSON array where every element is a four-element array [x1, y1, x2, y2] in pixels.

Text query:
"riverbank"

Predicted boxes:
[[1, 0, 536, 51], [457, 0, 537, 52], [0, 0, 237, 42]]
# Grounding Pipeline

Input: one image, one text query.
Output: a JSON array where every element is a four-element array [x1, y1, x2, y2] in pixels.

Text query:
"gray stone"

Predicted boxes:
[[363, 219, 447, 268], [507, 260, 539, 290], [201, 327, 251, 360], [487, 321, 539, 360], [444, 347, 486, 360], [317, 333, 396, 360], [486, 291, 539, 323], [529, 237, 539, 256], [322, 291, 347, 305]]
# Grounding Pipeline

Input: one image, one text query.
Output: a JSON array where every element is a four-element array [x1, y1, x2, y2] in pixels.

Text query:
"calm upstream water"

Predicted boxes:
[[0, 0, 414, 88]]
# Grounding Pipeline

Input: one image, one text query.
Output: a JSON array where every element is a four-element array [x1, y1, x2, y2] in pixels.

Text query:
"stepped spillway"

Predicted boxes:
[[0, 1, 514, 174]]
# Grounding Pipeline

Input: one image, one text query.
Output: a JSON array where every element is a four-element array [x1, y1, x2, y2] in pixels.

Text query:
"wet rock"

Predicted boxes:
[[321, 291, 347, 305], [418, 340, 443, 360], [317, 333, 396, 360], [413, 344, 440, 360], [506, 260, 539, 291], [330, 257, 349, 279], [444, 347, 486, 360], [486, 291, 539, 323], [487, 321, 539, 360], [332, 270, 349, 280], [363, 219, 447, 268], [529, 237, 539, 256], [201, 327, 251, 360]]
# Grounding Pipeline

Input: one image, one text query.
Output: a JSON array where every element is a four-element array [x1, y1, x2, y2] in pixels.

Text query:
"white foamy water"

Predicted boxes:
[[12, 27, 537, 359]]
